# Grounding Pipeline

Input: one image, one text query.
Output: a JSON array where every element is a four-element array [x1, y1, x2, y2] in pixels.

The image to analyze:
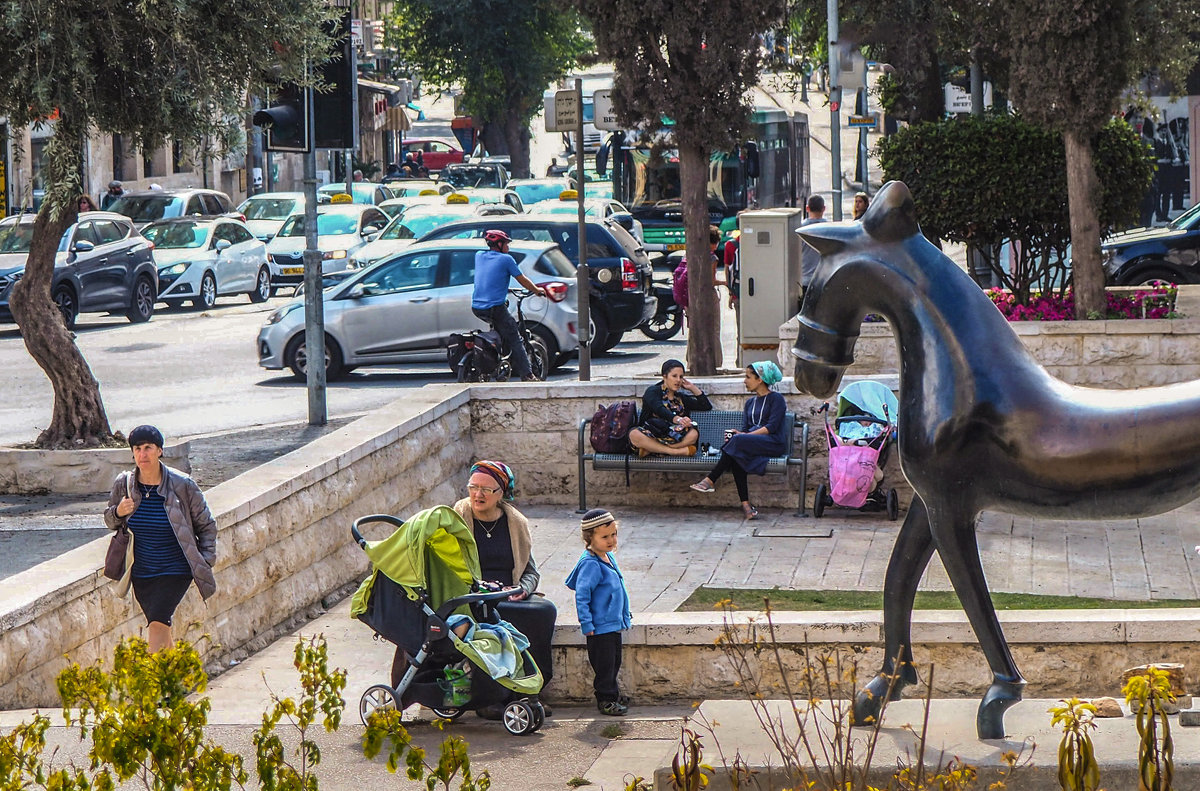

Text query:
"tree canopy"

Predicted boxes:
[[1, 0, 334, 447], [578, 0, 784, 373], [383, 0, 590, 178]]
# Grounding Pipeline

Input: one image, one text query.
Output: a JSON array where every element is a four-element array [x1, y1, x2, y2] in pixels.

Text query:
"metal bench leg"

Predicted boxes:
[[577, 419, 589, 514], [795, 420, 810, 517]]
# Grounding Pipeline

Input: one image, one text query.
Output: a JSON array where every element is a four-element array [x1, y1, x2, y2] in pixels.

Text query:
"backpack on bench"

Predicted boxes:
[[590, 401, 638, 454]]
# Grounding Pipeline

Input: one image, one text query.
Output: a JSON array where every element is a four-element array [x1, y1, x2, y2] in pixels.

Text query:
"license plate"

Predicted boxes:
[[666, 243, 686, 251], [282, 267, 303, 275]]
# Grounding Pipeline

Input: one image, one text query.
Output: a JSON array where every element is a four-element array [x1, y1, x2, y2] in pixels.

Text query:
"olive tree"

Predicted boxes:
[[577, 0, 784, 374], [1004, 0, 1200, 318], [0, 0, 334, 448]]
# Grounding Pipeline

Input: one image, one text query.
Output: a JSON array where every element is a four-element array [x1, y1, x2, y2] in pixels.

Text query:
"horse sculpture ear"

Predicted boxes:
[[797, 223, 850, 256], [861, 181, 920, 243]]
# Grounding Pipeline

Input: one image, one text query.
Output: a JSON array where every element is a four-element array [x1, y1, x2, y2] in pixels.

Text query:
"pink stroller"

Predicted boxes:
[[813, 381, 900, 520]]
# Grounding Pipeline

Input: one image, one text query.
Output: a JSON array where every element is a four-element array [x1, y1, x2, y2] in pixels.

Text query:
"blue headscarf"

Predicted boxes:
[[750, 361, 783, 388]]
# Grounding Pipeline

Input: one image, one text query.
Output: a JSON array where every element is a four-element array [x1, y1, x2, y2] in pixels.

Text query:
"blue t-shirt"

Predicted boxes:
[[472, 249, 523, 310]]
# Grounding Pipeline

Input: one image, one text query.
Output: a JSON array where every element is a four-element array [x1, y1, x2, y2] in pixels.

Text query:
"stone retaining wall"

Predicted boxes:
[[778, 316, 1200, 389], [0, 386, 473, 708], [0, 441, 191, 495]]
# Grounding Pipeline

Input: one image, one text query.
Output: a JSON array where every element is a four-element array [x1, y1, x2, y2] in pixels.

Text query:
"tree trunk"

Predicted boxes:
[[1064, 129, 1105, 318], [8, 124, 117, 449], [500, 108, 532, 179], [679, 142, 720, 375]]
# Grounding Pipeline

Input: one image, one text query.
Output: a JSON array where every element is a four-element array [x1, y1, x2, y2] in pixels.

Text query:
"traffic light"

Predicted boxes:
[[254, 83, 310, 153], [313, 11, 357, 150]]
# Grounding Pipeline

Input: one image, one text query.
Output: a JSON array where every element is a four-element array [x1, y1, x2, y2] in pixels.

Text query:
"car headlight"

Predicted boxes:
[[159, 262, 190, 276], [322, 249, 348, 260], [265, 302, 303, 325]]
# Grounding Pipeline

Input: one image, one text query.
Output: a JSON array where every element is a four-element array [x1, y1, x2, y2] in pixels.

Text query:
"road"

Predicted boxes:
[[0, 295, 713, 446]]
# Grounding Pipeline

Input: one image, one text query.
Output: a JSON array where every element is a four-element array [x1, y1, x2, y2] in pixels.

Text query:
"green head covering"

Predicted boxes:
[[750, 361, 783, 387]]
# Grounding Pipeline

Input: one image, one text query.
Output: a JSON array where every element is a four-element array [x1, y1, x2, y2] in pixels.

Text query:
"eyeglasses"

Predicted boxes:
[[467, 484, 501, 495]]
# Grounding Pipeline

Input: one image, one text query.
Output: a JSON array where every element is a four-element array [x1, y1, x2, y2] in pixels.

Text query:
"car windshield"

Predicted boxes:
[[380, 219, 418, 241], [441, 167, 501, 189], [585, 183, 614, 199], [279, 212, 359, 236], [107, 195, 182, 222], [528, 200, 599, 217], [142, 221, 210, 249], [1169, 202, 1200, 231], [0, 222, 35, 253], [400, 211, 468, 238], [240, 197, 298, 220], [388, 182, 440, 197], [510, 182, 569, 204]]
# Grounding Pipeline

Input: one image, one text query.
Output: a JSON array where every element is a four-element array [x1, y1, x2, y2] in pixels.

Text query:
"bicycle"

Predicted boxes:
[[449, 289, 550, 383]]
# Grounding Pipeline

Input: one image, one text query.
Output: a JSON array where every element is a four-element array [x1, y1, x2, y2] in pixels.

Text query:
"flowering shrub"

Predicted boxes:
[[987, 286, 1177, 321]]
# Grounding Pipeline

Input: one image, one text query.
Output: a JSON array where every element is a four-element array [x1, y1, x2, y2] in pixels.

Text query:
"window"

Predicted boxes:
[[91, 220, 126, 245], [185, 196, 205, 215], [446, 249, 476, 286], [226, 224, 254, 245], [200, 194, 225, 215], [73, 222, 99, 246], [534, 248, 575, 277], [360, 253, 439, 295]]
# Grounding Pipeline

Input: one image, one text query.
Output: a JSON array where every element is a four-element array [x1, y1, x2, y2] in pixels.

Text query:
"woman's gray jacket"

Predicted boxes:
[[104, 462, 217, 600]]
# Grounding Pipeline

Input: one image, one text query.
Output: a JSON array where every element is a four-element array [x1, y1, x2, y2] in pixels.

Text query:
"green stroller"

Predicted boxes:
[[350, 505, 546, 735]]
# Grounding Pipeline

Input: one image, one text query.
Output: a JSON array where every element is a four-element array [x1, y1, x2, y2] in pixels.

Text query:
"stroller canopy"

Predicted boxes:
[[837, 380, 898, 425], [351, 505, 481, 616]]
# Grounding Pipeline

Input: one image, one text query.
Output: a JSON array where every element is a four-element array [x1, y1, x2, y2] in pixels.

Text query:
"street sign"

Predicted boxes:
[[944, 82, 993, 114], [848, 113, 878, 129], [593, 89, 620, 131], [546, 90, 578, 132]]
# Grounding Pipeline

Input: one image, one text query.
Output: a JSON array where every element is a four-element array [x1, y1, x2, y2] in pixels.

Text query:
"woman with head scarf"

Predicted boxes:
[[689, 361, 788, 520]]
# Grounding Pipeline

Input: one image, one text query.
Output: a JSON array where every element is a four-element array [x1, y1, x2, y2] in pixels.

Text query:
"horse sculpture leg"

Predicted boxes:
[[928, 505, 1026, 739], [852, 496, 934, 727]]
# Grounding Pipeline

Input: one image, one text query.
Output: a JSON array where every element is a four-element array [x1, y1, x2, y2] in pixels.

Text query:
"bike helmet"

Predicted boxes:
[[483, 229, 512, 244]]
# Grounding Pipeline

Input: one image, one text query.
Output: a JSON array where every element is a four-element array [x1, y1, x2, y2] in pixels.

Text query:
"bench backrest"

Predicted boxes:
[[692, 410, 795, 457]]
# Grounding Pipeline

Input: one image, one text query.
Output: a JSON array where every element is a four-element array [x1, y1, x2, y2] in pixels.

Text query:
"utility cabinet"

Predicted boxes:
[[737, 208, 805, 367]]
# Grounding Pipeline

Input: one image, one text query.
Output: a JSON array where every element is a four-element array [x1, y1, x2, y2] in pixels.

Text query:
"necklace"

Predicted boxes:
[[475, 515, 502, 539], [750, 394, 767, 427]]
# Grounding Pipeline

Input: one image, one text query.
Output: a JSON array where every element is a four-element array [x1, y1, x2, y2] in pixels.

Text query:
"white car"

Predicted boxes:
[[351, 200, 518, 270], [142, 217, 272, 308], [237, 192, 308, 242], [525, 192, 644, 243], [266, 204, 390, 290]]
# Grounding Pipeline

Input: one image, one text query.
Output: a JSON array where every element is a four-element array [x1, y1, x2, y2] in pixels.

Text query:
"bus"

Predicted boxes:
[[602, 107, 810, 256]]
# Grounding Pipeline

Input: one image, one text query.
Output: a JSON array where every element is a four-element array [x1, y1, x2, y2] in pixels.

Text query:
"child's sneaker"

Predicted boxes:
[[598, 699, 628, 716]]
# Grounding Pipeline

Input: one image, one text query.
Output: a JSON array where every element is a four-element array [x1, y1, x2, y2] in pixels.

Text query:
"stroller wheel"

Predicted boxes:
[[530, 700, 546, 732], [813, 484, 827, 518], [886, 488, 900, 521], [359, 684, 398, 726], [502, 700, 537, 736], [430, 707, 466, 721]]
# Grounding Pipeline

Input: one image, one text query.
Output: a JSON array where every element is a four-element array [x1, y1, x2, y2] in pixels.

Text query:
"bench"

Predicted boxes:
[[576, 409, 809, 514]]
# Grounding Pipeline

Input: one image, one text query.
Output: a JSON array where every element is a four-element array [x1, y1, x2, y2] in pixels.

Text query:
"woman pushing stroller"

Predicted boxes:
[[689, 361, 787, 520]]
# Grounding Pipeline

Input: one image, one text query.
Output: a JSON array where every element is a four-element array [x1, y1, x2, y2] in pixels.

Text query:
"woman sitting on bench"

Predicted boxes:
[[628, 359, 712, 457], [689, 361, 787, 520]]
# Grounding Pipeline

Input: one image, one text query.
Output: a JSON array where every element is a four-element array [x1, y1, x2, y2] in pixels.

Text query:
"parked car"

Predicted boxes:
[[454, 187, 525, 213], [379, 179, 454, 198], [416, 215, 655, 354], [106, 188, 236, 230], [439, 162, 509, 190], [257, 239, 579, 379], [396, 137, 465, 172], [1102, 201, 1200, 285], [266, 204, 390, 289], [0, 211, 157, 329], [526, 191, 645, 243], [506, 178, 572, 207], [377, 193, 446, 219], [237, 192, 329, 242], [316, 182, 395, 206], [142, 217, 271, 308], [349, 200, 518, 270]]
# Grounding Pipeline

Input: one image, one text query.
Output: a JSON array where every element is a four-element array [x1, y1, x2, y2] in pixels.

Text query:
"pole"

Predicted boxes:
[[857, 64, 869, 194], [827, 0, 842, 220], [970, 50, 984, 115], [302, 82, 327, 426], [574, 77, 591, 381]]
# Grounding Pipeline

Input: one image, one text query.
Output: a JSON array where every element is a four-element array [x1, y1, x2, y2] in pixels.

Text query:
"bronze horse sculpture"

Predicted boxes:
[[792, 180, 1200, 740]]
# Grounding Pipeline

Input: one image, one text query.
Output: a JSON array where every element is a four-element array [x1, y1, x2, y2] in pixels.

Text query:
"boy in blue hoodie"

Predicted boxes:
[[565, 508, 632, 715]]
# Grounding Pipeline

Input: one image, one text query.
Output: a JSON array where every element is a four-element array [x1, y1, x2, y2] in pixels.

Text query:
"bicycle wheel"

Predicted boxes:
[[525, 334, 550, 381]]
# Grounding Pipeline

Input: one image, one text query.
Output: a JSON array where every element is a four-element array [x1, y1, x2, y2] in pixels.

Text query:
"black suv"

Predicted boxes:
[[1102, 201, 1200, 285], [0, 212, 158, 329], [417, 216, 655, 354]]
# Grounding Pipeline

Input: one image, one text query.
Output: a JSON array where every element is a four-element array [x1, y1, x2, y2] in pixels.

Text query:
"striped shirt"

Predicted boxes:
[[128, 483, 191, 578]]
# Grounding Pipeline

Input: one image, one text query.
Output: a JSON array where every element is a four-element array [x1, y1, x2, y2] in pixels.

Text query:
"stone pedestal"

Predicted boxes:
[[0, 441, 191, 495]]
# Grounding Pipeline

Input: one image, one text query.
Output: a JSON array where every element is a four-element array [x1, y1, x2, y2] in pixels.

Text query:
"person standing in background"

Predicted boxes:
[[800, 194, 829, 295], [100, 180, 125, 210]]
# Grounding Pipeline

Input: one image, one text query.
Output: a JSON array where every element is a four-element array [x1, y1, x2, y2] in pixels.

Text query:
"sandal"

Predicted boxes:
[[682, 445, 698, 457], [742, 504, 759, 520], [690, 480, 716, 493]]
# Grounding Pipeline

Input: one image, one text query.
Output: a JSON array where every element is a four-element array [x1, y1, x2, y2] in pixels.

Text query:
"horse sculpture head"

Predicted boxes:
[[791, 181, 923, 398]]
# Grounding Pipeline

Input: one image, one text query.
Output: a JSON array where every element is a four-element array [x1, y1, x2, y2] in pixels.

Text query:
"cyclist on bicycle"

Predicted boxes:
[[472, 229, 547, 381]]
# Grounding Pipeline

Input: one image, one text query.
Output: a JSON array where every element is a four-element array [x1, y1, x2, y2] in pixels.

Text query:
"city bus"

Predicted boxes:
[[602, 107, 810, 256]]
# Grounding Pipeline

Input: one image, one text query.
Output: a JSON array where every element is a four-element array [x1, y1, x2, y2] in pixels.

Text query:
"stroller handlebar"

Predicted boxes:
[[351, 514, 406, 548]]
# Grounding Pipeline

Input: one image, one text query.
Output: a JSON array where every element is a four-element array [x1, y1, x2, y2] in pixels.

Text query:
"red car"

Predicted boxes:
[[397, 137, 464, 173]]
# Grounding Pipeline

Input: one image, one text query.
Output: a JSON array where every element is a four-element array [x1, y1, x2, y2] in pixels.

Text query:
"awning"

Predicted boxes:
[[358, 78, 403, 97], [383, 105, 412, 132]]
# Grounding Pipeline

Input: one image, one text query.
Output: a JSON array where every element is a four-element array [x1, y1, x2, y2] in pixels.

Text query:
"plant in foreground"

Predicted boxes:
[[1049, 698, 1101, 791], [1123, 668, 1175, 791], [363, 709, 491, 790]]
